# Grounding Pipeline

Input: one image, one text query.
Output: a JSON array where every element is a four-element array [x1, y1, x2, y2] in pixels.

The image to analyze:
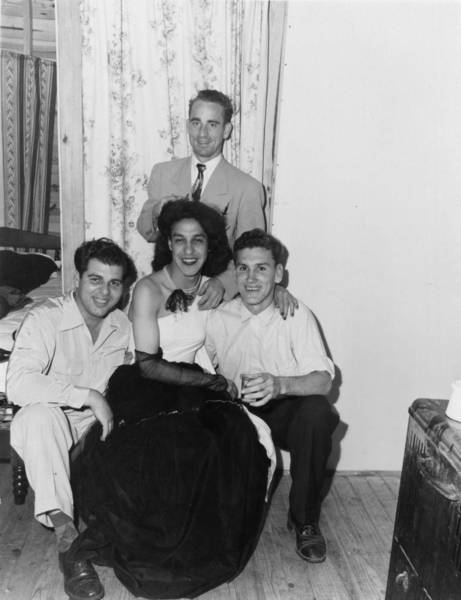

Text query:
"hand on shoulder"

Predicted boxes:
[[197, 277, 225, 310], [274, 284, 299, 319]]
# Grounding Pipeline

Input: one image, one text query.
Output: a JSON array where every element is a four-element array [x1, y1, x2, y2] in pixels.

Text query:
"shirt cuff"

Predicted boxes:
[[302, 358, 335, 380], [66, 386, 90, 409]]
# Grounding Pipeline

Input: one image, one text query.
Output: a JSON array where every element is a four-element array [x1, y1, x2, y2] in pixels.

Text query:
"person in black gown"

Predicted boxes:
[[70, 200, 271, 600]]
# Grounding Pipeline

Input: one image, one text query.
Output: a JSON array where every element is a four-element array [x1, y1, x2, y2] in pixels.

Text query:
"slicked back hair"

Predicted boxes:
[[189, 89, 233, 124]]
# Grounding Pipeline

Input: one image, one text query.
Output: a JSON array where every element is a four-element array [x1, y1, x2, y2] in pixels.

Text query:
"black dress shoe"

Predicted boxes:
[[287, 514, 326, 563], [59, 550, 105, 600]]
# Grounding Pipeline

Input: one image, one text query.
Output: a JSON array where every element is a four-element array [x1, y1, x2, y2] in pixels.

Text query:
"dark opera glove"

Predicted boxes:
[[135, 349, 228, 392]]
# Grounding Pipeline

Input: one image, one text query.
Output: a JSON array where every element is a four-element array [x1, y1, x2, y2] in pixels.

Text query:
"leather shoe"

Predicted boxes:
[[59, 550, 105, 600], [287, 514, 326, 563]]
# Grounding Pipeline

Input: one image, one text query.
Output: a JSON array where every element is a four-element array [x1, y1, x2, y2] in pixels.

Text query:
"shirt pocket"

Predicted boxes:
[[51, 356, 84, 379], [99, 345, 126, 370]]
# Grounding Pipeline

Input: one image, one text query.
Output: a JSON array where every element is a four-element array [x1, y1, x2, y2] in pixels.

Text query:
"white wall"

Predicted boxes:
[[273, 1, 461, 470]]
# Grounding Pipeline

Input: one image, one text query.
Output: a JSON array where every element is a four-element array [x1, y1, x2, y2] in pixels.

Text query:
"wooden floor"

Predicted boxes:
[[0, 465, 400, 600]]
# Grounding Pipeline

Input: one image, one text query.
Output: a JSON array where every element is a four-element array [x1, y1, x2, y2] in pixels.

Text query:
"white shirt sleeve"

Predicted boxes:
[[289, 304, 335, 379], [6, 309, 89, 409]]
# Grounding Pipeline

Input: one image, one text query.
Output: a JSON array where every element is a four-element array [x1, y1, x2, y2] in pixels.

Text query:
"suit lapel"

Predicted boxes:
[[168, 157, 192, 196], [202, 158, 230, 200], [201, 158, 233, 218]]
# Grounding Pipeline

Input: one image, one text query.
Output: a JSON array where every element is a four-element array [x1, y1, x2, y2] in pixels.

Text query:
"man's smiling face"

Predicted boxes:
[[235, 247, 283, 315], [75, 258, 124, 325], [187, 100, 232, 163]]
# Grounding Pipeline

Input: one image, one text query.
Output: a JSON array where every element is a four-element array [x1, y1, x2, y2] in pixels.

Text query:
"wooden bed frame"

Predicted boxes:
[[0, 226, 61, 257]]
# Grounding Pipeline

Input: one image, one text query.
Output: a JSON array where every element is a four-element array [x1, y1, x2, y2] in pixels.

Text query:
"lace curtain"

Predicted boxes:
[[1, 50, 56, 232], [80, 0, 286, 274]]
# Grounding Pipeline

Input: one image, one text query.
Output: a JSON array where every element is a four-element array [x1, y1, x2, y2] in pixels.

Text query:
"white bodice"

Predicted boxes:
[[158, 296, 208, 364]]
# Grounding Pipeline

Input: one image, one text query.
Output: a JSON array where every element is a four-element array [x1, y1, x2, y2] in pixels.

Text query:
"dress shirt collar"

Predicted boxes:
[[190, 153, 222, 186], [238, 297, 278, 325], [60, 292, 121, 335]]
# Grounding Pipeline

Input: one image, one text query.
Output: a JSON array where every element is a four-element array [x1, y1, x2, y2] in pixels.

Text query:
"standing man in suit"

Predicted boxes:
[[137, 89, 265, 248], [137, 89, 267, 308]]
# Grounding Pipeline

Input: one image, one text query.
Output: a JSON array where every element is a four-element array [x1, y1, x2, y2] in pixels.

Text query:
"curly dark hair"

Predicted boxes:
[[152, 199, 231, 277], [189, 89, 233, 124], [233, 228, 288, 267], [74, 238, 137, 287]]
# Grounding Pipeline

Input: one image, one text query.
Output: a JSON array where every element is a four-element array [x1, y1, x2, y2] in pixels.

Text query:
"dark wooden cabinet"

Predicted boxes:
[[386, 399, 461, 600]]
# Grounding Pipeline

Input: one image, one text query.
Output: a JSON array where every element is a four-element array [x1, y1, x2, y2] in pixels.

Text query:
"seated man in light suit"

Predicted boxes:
[[204, 229, 339, 564], [7, 238, 137, 600], [137, 89, 267, 309]]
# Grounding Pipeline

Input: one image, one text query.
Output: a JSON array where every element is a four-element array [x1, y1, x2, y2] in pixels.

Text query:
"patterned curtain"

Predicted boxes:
[[80, 0, 287, 275], [1, 50, 56, 233]]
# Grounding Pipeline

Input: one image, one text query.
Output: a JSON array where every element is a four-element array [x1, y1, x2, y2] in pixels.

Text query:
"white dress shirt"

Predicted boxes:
[[205, 297, 335, 395], [6, 292, 133, 409], [190, 153, 222, 194]]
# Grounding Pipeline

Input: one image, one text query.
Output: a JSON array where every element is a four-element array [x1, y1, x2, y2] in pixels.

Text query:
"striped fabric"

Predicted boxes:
[[1, 50, 56, 233]]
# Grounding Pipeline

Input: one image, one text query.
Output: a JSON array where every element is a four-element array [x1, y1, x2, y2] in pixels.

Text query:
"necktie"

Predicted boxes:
[[191, 163, 206, 202]]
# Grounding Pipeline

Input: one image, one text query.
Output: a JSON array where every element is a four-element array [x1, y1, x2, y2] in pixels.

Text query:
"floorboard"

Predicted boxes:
[[0, 466, 400, 600]]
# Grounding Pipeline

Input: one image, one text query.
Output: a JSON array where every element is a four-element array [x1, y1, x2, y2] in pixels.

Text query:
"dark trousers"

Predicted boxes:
[[250, 395, 339, 525]]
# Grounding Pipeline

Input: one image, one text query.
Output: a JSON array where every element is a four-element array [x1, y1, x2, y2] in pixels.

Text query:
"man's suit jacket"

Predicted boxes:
[[137, 156, 266, 246]]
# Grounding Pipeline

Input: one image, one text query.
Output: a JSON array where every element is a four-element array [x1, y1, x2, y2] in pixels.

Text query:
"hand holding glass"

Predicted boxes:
[[240, 373, 258, 402]]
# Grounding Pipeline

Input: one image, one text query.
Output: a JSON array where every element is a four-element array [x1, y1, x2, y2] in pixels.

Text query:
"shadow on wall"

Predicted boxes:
[[313, 312, 348, 474], [277, 261, 348, 475], [327, 365, 348, 473]]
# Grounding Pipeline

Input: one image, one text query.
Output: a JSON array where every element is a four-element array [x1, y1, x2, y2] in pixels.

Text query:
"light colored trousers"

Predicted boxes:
[[10, 404, 95, 527]]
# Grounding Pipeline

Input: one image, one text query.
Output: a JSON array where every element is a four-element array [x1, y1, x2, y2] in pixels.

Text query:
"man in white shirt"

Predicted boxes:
[[136, 89, 266, 308], [7, 238, 137, 600], [205, 229, 338, 563]]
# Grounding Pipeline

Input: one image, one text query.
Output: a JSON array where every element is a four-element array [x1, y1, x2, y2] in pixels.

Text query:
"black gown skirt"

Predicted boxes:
[[71, 364, 270, 599]]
